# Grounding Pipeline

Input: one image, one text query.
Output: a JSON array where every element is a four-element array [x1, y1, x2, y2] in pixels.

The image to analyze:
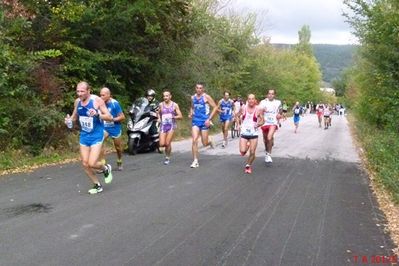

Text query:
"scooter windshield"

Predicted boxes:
[[132, 97, 149, 123]]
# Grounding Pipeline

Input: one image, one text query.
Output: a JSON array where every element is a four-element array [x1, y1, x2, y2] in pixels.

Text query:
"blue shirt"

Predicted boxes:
[[192, 95, 209, 123], [103, 98, 123, 131], [219, 99, 233, 120], [77, 95, 104, 136]]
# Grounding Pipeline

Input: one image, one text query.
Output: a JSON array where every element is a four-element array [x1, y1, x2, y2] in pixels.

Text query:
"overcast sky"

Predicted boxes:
[[227, 0, 357, 45]]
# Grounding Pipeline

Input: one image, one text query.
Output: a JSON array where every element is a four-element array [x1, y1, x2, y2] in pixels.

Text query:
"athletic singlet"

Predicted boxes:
[[103, 98, 122, 129], [259, 98, 281, 126], [192, 94, 209, 122], [161, 102, 176, 127], [77, 95, 103, 134], [220, 99, 233, 119], [241, 106, 258, 137]]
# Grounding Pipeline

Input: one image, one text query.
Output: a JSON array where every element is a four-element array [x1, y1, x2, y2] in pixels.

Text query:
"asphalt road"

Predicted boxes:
[[0, 114, 396, 266]]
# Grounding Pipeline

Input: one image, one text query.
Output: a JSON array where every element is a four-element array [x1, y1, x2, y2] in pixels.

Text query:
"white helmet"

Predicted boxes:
[[145, 89, 156, 97]]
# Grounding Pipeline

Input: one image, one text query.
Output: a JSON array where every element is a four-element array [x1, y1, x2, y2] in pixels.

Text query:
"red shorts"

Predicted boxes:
[[261, 125, 278, 134]]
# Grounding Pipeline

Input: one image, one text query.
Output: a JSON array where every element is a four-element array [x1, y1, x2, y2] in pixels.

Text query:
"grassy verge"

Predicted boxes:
[[351, 116, 399, 203]]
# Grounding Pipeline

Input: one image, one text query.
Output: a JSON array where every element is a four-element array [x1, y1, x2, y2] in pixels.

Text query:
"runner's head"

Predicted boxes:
[[223, 91, 230, 100], [267, 89, 276, 100], [162, 90, 172, 103], [195, 82, 205, 96], [76, 81, 91, 101], [100, 87, 111, 103], [247, 94, 256, 107]]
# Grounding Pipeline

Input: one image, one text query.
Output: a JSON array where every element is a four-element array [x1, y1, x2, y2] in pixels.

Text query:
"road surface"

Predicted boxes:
[[0, 114, 396, 265]]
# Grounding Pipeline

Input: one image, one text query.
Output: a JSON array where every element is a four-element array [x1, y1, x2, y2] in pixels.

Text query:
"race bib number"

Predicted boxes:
[[79, 116, 94, 132], [265, 113, 276, 124], [162, 113, 173, 123]]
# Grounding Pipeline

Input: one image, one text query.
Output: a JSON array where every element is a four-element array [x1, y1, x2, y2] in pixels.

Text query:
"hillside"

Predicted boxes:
[[272, 44, 358, 83], [312, 44, 357, 83]]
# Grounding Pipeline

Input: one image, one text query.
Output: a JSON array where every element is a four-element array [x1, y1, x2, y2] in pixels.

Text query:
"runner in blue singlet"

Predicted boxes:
[[99, 87, 125, 171], [188, 82, 218, 168], [65, 81, 114, 194], [217, 91, 234, 148]]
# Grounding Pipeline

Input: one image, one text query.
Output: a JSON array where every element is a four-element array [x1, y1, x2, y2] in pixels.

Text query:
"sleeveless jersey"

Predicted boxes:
[[259, 98, 281, 126], [241, 105, 258, 137], [192, 94, 209, 123], [161, 102, 176, 127], [77, 95, 103, 135], [220, 99, 233, 120], [103, 98, 122, 129]]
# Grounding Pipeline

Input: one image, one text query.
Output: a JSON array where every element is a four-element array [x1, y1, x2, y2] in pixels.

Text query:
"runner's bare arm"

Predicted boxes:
[[205, 94, 218, 120], [174, 103, 183, 120], [188, 96, 193, 118], [96, 98, 113, 121], [70, 98, 79, 122], [257, 107, 265, 127]]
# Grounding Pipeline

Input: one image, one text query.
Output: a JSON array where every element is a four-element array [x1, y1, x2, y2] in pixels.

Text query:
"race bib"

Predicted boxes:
[[162, 113, 173, 124], [265, 113, 276, 124], [79, 116, 94, 132]]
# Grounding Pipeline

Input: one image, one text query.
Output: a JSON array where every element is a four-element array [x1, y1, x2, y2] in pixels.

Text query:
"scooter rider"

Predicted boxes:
[[145, 89, 160, 143]]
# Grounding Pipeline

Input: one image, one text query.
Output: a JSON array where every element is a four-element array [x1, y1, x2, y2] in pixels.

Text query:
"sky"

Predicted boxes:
[[227, 0, 357, 45]]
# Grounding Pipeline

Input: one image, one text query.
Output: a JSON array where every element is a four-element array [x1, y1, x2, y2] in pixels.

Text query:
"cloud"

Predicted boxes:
[[227, 0, 357, 44]]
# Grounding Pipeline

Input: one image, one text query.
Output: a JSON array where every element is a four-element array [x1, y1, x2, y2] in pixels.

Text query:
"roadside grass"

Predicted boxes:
[[352, 118, 399, 203]]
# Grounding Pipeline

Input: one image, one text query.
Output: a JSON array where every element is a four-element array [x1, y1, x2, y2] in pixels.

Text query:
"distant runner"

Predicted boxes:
[[217, 91, 234, 148], [292, 101, 303, 133]]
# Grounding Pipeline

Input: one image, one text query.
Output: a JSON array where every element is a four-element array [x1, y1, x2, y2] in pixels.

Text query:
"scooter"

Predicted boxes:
[[126, 97, 159, 155]]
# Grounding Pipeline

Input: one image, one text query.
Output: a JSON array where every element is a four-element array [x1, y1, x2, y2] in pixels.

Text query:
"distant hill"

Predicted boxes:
[[272, 44, 358, 83], [312, 44, 357, 83]]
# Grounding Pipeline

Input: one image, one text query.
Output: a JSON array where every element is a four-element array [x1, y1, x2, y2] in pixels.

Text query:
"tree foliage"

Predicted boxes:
[[344, 0, 399, 130], [0, 0, 323, 154]]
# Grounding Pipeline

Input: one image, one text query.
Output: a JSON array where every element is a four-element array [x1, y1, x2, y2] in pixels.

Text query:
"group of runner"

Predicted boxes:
[[65, 81, 284, 194]]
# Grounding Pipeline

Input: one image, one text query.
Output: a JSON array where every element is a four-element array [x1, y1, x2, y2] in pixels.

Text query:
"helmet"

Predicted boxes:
[[145, 89, 156, 97]]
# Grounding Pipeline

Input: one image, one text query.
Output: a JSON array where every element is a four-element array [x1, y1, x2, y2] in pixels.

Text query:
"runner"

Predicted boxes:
[[238, 94, 264, 174], [99, 87, 125, 171], [188, 82, 218, 168], [292, 101, 303, 133], [259, 89, 282, 164], [282, 100, 288, 121], [158, 90, 183, 165], [217, 91, 234, 148], [65, 81, 113, 194], [323, 103, 332, 129], [316, 102, 324, 128], [233, 96, 243, 136]]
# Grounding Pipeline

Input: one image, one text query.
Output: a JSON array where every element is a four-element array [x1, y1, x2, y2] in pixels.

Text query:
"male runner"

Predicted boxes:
[[259, 89, 282, 164]]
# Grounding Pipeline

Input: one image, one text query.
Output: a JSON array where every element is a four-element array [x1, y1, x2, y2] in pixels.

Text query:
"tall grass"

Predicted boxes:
[[353, 119, 399, 202]]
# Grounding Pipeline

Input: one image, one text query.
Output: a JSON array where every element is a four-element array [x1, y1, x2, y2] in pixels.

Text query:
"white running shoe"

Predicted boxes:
[[265, 153, 273, 163], [190, 160, 199, 168]]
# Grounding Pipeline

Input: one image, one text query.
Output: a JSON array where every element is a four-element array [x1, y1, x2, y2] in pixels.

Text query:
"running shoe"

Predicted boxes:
[[244, 165, 252, 174], [88, 184, 103, 194], [221, 141, 226, 148], [117, 160, 123, 171], [265, 153, 273, 163], [164, 157, 170, 165], [190, 160, 199, 168], [104, 164, 113, 184]]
